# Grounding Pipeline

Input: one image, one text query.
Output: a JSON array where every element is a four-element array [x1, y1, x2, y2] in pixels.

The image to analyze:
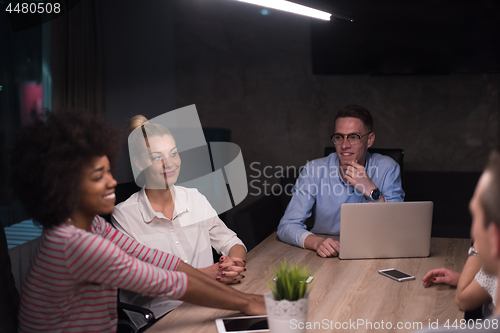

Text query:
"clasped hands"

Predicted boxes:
[[203, 255, 246, 284]]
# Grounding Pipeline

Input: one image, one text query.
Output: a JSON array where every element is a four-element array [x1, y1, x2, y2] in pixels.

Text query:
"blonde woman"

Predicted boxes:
[[112, 115, 247, 326]]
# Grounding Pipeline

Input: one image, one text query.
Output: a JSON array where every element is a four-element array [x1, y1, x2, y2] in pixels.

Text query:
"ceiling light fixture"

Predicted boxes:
[[235, 0, 332, 21]]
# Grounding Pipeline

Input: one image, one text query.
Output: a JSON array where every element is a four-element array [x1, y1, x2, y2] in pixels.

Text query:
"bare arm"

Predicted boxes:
[[422, 255, 491, 311], [228, 244, 247, 264], [176, 261, 264, 315], [455, 255, 492, 311]]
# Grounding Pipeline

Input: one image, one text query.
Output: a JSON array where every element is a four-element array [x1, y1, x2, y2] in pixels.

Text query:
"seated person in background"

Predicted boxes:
[[422, 246, 497, 316], [112, 115, 247, 326], [277, 105, 405, 257], [12, 111, 264, 333], [416, 149, 500, 333]]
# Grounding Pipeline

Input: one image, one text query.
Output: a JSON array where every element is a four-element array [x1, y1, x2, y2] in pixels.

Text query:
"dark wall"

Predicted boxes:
[[100, 0, 499, 229], [101, 0, 177, 183], [171, 0, 499, 229], [311, 1, 500, 75], [174, 0, 499, 175]]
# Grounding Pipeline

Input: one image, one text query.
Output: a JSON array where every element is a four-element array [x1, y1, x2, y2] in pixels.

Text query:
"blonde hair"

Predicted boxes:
[[128, 115, 174, 158], [129, 115, 149, 132]]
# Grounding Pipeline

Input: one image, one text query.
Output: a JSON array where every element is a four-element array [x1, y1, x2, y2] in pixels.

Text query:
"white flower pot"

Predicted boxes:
[[264, 291, 308, 333]]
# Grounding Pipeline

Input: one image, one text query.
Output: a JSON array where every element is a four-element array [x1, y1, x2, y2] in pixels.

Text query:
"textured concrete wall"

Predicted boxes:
[[101, 0, 177, 183], [174, 0, 499, 181]]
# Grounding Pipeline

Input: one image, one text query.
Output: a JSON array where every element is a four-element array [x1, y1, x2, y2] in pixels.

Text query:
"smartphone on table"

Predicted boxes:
[[378, 268, 415, 282], [215, 315, 268, 333]]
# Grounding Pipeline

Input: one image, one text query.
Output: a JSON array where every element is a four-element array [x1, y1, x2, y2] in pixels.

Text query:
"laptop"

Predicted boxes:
[[339, 201, 433, 260]]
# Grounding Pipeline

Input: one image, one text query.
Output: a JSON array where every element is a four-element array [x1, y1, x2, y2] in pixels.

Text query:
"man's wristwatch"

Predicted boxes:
[[367, 188, 381, 201]]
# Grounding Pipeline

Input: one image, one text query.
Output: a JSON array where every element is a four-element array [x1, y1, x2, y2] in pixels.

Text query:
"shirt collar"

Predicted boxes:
[[138, 185, 189, 223], [173, 186, 189, 217]]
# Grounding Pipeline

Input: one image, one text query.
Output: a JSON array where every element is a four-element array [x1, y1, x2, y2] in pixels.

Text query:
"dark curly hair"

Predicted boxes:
[[10, 111, 123, 229]]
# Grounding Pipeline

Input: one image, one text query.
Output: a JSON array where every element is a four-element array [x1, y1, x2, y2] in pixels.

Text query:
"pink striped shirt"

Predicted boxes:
[[18, 216, 188, 333]]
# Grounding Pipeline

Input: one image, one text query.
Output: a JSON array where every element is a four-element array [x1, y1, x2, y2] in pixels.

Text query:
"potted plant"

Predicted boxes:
[[265, 261, 312, 333]]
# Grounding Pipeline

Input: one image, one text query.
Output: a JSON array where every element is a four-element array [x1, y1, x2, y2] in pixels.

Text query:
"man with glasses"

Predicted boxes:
[[277, 105, 404, 257]]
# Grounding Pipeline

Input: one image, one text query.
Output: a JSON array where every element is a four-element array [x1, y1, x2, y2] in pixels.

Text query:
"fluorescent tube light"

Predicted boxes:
[[235, 0, 332, 21]]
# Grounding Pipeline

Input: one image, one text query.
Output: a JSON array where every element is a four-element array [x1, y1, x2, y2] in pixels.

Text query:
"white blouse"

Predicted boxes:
[[112, 186, 245, 267], [475, 267, 498, 306], [111, 185, 245, 324]]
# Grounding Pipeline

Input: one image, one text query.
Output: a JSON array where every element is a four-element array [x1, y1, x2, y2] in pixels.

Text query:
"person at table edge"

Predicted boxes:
[[416, 150, 500, 332], [277, 105, 405, 257]]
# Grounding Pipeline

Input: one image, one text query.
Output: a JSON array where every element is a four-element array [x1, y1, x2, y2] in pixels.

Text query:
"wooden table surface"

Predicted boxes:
[[146, 233, 470, 333]]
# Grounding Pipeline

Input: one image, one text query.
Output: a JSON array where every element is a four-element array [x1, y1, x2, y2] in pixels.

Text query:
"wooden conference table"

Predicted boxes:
[[146, 233, 470, 333]]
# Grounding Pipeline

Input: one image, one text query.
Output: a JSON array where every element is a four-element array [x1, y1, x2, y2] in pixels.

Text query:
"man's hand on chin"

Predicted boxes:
[[343, 160, 380, 198]]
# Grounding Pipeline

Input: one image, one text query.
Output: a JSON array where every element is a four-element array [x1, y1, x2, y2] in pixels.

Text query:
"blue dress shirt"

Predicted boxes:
[[277, 152, 405, 248]]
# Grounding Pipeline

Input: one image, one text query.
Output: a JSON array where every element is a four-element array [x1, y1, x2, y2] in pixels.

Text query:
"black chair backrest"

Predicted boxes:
[[324, 147, 404, 185]]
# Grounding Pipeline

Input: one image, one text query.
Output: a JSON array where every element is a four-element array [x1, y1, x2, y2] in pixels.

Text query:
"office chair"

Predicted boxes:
[[117, 302, 155, 333], [232, 175, 297, 251]]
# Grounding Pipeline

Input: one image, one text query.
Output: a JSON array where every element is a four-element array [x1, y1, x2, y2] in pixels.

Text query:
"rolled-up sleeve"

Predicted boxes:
[[209, 215, 246, 255], [277, 166, 316, 248]]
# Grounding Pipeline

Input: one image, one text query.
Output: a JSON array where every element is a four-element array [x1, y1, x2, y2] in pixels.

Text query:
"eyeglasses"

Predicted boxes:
[[331, 132, 372, 145]]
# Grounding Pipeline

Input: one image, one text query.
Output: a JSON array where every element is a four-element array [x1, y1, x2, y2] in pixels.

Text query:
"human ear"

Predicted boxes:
[[133, 157, 145, 171], [367, 132, 375, 148]]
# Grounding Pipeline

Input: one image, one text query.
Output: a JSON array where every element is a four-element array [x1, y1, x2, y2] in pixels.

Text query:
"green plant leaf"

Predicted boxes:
[[269, 260, 312, 301]]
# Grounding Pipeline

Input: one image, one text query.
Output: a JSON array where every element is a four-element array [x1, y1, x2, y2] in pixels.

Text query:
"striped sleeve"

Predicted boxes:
[[66, 219, 188, 300], [94, 216, 181, 270]]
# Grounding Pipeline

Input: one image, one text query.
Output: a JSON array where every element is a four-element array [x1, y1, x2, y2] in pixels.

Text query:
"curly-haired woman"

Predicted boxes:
[[11, 111, 264, 333]]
